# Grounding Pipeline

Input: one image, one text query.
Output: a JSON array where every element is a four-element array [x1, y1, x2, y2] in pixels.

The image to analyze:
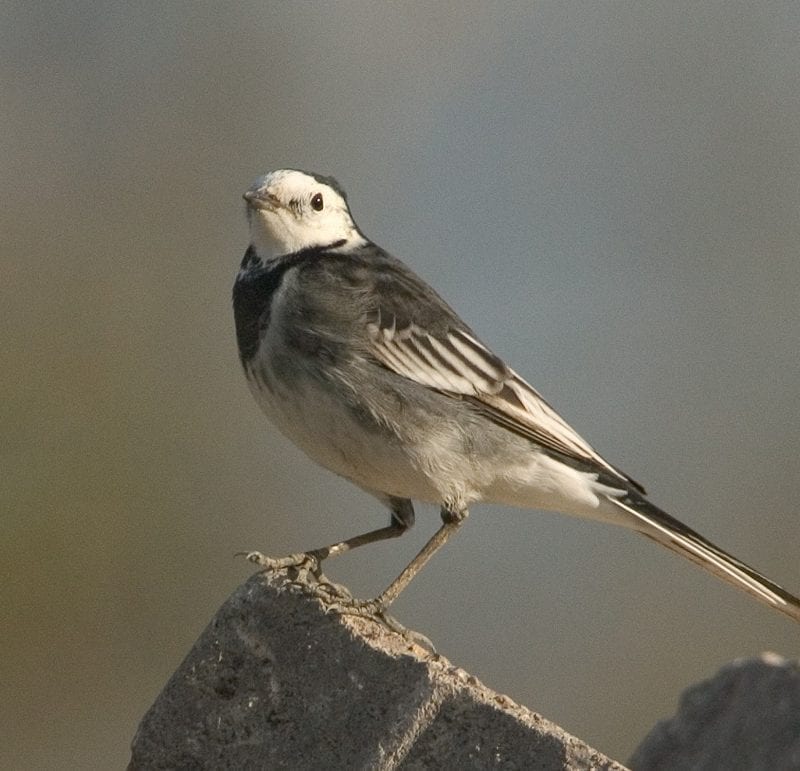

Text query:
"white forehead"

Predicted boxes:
[[248, 169, 346, 203]]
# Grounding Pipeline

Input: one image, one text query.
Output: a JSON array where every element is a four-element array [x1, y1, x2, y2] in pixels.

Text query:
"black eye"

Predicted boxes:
[[311, 192, 324, 211]]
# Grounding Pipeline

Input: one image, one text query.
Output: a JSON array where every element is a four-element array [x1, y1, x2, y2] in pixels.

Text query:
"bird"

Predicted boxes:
[[233, 168, 800, 624]]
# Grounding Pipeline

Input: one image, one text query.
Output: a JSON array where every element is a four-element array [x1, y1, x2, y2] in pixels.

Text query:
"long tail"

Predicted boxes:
[[606, 490, 800, 624]]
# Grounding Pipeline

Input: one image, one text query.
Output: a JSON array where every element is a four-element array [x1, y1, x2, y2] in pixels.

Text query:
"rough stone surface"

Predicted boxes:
[[129, 572, 626, 770], [629, 653, 800, 771]]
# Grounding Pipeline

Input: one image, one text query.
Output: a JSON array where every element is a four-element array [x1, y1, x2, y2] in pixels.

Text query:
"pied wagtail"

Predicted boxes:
[[233, 168, 800, 624]]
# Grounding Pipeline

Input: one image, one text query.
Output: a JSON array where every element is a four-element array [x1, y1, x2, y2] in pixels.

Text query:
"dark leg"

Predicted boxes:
[[241, 497, 414, 577], [321, 504, 468, 617]]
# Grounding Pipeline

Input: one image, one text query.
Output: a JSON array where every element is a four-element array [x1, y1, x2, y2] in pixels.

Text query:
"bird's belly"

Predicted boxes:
[[245, 368, 441, 503]]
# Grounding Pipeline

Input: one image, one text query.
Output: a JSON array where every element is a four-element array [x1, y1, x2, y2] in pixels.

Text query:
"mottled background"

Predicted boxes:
[[4, 3, 800, 767]]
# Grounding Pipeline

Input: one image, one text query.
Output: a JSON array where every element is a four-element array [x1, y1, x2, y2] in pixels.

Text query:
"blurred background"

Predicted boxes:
[[4, 2, 800, 767]]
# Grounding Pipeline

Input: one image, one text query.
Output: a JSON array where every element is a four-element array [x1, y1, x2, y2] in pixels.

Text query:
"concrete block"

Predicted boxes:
[[130, 572, 626, 770], [630, 653, 800, 770]]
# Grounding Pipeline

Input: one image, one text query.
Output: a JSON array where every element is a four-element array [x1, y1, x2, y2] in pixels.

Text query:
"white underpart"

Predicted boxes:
[[247, 353, 624, 520], [484, 453, 629, 522]]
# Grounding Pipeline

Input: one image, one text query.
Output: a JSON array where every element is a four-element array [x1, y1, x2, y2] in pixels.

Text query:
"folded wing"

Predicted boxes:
[[366, 308, 642, 492]]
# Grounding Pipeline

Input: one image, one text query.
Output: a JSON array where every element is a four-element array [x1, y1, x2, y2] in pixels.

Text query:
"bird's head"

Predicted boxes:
[[243, 169, 366, 259]]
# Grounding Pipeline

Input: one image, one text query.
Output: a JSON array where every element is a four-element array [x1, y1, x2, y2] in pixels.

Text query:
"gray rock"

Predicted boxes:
[[629, 653, 800, 771], [130, 572, 626, 770]]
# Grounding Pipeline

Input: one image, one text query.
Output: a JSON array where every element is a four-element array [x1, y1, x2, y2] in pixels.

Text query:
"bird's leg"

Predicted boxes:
[[239, 497, 415, 595], [241, 521, 407, 578], [321, 505, 468, 618]]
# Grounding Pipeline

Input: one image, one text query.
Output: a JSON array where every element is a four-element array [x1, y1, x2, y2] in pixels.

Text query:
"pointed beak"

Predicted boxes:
[[243, 188, 279, 211]]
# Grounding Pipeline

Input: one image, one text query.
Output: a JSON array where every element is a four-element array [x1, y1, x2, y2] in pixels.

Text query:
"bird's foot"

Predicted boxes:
[[237, 551, 434, 649], [311, 589, 435, 650], [237, 549, 354, 601], [311, 586, 383, 617], [239, 549, 323, 578]]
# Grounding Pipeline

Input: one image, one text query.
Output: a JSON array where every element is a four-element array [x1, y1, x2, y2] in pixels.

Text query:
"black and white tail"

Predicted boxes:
[[607, 490, 800, 623]]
